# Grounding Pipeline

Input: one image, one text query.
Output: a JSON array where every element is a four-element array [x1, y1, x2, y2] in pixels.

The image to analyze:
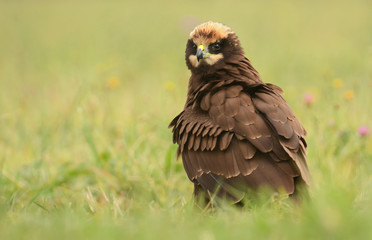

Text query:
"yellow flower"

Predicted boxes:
[[333, 78, 343, 88], [165, 81, 175, 92], [107, 77, 120, 89], [344, 90, 354, 100]]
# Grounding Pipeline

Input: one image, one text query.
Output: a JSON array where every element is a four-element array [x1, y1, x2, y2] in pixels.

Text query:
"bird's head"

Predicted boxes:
[[185, 21, 244, 72]]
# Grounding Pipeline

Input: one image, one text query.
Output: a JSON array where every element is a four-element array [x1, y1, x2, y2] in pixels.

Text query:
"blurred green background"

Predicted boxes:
[[1, 0, 372, 239]]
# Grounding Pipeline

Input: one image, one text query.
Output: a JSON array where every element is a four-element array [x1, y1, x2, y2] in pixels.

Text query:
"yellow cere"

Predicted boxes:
[[198, 45, 205, 51]]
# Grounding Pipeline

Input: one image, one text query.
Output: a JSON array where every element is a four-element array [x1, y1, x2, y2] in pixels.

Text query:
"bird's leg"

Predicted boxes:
[[193, 183, 211, 207]]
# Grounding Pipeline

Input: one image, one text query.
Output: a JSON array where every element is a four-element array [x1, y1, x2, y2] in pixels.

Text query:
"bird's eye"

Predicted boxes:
[[210, 42, 221, 52], [192, 44, 197, 49]]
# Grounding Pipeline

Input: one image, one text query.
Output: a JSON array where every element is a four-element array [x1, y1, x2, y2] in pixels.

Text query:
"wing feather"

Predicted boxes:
[[171, 82, 311, 199]]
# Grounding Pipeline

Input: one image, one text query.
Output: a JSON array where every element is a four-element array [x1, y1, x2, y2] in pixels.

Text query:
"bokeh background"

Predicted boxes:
[[1, 0, 372, 239]]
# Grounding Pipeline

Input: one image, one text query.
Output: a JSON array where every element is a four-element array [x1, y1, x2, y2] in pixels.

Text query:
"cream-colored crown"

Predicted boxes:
[[189, 21, 233, 45]]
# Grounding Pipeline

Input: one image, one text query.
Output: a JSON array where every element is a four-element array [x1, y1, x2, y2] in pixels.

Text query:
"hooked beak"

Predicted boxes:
[[196, 45, 206, 62]]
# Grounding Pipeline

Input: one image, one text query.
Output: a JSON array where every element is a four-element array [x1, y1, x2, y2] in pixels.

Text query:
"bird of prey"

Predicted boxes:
[[169, 21, 310, 204]]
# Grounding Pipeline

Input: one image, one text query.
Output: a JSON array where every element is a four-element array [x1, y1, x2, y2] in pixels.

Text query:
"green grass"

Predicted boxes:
[[1, 0, 372, 239]]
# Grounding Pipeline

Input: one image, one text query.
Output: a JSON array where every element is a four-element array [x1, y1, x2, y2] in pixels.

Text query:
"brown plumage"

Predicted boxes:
[[169, 22, 310, 203]]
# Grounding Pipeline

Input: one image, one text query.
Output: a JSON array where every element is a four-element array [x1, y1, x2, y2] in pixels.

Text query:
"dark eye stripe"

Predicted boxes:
[[213, 43, 220, 50], [209, 42, 221, 53]]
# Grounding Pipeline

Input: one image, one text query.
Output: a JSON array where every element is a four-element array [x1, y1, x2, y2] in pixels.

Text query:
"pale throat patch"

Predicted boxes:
[[189, 53, 224, 68]]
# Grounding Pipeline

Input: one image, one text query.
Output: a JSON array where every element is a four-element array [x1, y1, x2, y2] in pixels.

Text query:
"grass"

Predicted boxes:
[[1, 0, 372, 239]]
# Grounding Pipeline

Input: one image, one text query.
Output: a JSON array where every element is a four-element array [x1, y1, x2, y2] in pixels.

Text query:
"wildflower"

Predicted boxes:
[[332, 78, 343, 88], [303, 92, 314, 106], [344, 90, 354, 100], [107, 77, 120, 89], [165, 81, 175, 92], [358, 126, 370, 137]]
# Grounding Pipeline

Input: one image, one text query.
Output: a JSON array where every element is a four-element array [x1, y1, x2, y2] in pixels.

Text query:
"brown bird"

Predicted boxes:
[[169, 22, 310, 204]]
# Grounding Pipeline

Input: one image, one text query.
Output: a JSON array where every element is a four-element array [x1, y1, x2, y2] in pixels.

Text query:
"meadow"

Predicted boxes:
[[0, 0, 372, 239]]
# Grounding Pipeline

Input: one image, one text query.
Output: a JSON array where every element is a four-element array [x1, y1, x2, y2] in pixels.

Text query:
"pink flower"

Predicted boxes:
[[303, 92, 314, 106], [358, 126, 370, 137]]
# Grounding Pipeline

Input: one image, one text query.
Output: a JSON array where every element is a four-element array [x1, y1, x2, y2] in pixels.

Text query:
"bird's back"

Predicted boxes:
[[170, 80, 310, 202], [169, 21, 310, 204]]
